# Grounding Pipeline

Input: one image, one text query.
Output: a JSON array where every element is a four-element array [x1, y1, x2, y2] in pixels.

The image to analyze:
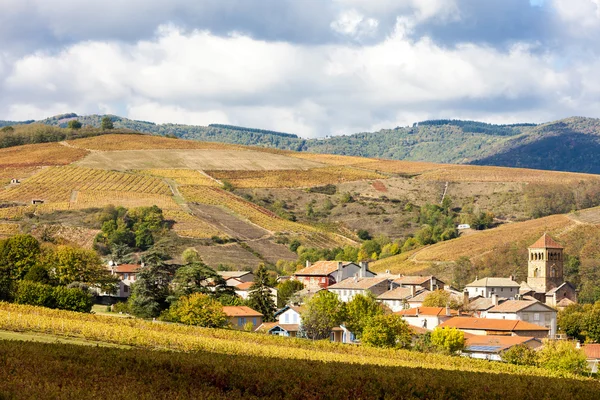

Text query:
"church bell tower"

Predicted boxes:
[[527, 233, 564, 293]]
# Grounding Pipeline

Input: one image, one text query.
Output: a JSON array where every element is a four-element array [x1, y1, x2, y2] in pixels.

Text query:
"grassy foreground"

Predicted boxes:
[[0, 303, 600, 399]]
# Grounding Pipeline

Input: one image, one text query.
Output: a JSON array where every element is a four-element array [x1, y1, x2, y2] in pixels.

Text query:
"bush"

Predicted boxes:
[[502, 344, 538, 366], [430, 327, 465, 354], [52, 286, 94, 313], [112, 301, 129, 314], [361, 314, 412, 349], [14, 281, 55, 308], [166, 293, 228, 328], [537, 340, 588, 375], [357, 229, 372, 240]]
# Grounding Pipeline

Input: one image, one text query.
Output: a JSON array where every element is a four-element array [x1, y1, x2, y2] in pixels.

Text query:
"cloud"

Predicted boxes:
[[1, 1, 600, 137]]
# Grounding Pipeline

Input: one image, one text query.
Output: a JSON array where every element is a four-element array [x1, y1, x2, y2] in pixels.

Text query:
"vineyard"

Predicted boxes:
[[66, 133, 243, 151], [0, 222, 20, 236], [162, 209, 225, 239], [180, 185, 348, 247], [0, 142, 88, 168], [0, 303, 599, 400], [136, 169, 218, 186], [207, 166, 387, 188]]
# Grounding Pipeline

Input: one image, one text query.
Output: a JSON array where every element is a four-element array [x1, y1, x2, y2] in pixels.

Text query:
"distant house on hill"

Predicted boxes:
[[328, 276, 394, 302], [395, 306, 458, 330], [223, 306, 263, 330], [234, 281, 278, 304], [292, 261, 374, 290], [463, 335, 542, 361], [438, 317, 550, 338]]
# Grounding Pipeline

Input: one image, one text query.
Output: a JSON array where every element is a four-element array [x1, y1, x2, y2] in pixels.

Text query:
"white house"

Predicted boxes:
[[258, 305, 305, 337], [292, 261, 374, 290], [395, 306, 458, 330], [465, 277, 520, 299], [328, 276, 394, 302], [234, 281, 278, 305], [377, 286, 418, 312], [482, 299, 558, 338]]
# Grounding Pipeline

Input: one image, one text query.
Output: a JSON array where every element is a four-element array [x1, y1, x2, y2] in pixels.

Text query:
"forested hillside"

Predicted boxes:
[[5, 114, 600, 173]]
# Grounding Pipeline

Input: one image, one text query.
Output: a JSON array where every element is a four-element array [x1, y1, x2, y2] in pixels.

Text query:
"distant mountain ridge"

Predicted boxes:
[[3, 113, 600, 174]]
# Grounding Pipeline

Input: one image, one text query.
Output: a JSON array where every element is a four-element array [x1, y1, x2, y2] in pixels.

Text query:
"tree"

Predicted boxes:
[[430, 327, 465, 354], [452, 257, 472, 290], [182, 248, 201, 264], [128, 251, 175, 318], [44, 246, 117, 291], [169, 261, 235, 302], [277, 279, 304, 308], [344, 292, 384, 339], [502, 344, 538, 366], [361, 314, 412, 348], [301, 291, 345, 340], [101, 116, 114, 130], [67, 120, 82, 130], [357, 229, 371, 240], [166, 293, 228, 328], [247, 265, 277, 322], [422, 290, 461, 309], [537, 340, 588, 375], [0, 234, 41, 280]]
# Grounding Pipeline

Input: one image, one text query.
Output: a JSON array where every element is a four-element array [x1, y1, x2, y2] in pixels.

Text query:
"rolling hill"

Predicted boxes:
[[4, 114, 600, 174]]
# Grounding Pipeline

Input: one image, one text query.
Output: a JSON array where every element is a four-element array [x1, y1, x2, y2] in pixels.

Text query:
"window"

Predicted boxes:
[[238, 317, 246, 326], [522, 314, 529, 321], [284, 314, 289, 323], [252, 318, 257, 326], [534, 313, 540, 321], [124, 285, 129, 293], [123, 273, 128, 280], [501, 288, 504, 292]]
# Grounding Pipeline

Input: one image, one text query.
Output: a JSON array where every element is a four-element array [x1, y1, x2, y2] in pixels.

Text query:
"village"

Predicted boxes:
[[105, 233, 598, 372]]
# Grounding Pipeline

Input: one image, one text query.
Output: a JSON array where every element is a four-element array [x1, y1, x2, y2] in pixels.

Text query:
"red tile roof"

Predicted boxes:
[[378, 287, 415, 300], [395, 307, 459, 317], [222, 306, 263, 317], [113, 264, 140, 273], [328, 276, 389, 290], [234, 281, 254, 290], [439, 317, 549, 332], [529, 233, 563, 249], [583, 344, 600, 359], [294, 261, 355, 276]]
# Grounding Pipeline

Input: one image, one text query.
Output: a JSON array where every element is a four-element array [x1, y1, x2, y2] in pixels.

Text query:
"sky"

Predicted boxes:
[[1, 0, 600, 138]]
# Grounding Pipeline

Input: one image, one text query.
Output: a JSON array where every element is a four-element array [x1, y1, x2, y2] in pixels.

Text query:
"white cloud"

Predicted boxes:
[[330, 9, 379, 39]]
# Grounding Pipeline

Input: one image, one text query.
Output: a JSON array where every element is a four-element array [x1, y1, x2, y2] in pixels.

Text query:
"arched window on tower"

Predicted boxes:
[[551, 266, 556, 278], [534, 268, 539, 278]]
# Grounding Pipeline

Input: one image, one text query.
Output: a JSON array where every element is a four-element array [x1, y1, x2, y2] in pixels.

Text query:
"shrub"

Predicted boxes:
[[112, 301, 129, 314], [166, 293, 228, 328], [537, 340, 588, 375], [430, 327, 465, 354], [14, 281, 55, 308], [52, 286, 94, 313], [502, 344, 538, 366], [362, 314, 412, 349]]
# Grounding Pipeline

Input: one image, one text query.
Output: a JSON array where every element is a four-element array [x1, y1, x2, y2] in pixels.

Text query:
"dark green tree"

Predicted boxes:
[[247, 265, 277, 322], [67, 120, 82, 130], [169, 261, 235, 302], [301, 290, 345, 340], [128, 250, 175, 318], [277, 279, 304, 308], [101, 116, 114, 130], [344, 292, 384, 339]]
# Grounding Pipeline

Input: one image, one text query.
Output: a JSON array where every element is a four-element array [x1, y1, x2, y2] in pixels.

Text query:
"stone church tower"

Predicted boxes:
[[527, 233, 564, 293]]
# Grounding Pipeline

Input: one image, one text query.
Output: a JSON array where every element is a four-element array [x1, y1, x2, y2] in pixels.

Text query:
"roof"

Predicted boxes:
[[395, 307, 459, 317], [546, 281, 576, 295], [583, 344, 600, 359], [467, 297, 506, 312], [272, 324, 300, 332], [393, 275, 440, 285], [406, 289, 431, 302], [556, 298, 576, 307], [222, 306, 263, 317], [218, 271, 253, 279], [465, 277, 520, 288], [487, 300, 554, 313], [465, 336, 540, 353], [234, 281, 254, 291], [439, 317, 549, 332], [274, 305, 306, 317], [255, 322, 278, 332], [529, 233, 563, 249], [377, 287, 415, 300], [113, 264, 140, 273], [410, 326, 431, 335], [328, 276, 389, 290], [294, 261, 355, 276]]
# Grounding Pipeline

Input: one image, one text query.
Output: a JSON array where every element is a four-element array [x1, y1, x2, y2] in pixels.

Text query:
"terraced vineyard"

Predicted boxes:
[[0, 142, 88, 167], [67, 133, 243, 151], [208, 166, 386, 188], [136, 169, 218, 186], [162, 209, 225, 239]]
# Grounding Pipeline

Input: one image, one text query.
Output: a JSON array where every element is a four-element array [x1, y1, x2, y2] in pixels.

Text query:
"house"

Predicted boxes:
[[464, 295, 507, 317], [217, 271, 254, 287], [582, 344, 600, 373], [482, 299, 558, 338], [10, 178, 20, 184], [331, 325, 356, 344], [292, 261, 374, 290], [525, 234, 577, 304], [395, 306, 458, 330], [457, 224, 470, 230], [109, 264, 140, 298], [404, 289, 431, 309], [328, 276, 394, 302], [393, 275, 444, 291], [378, 286, 421, 312], [31, 199, 44, 205], [222, 306, 263, 330], [465, 277, 520, 299], [463, 335, 542, 361], [234, 281, 278, 304], [258, 305, 304, 337], [438, 317, 550, 338]]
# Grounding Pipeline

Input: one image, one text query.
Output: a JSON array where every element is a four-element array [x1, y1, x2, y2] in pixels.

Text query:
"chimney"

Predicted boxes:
[[446, 304, 451, 316], [411, 285, 416, 296], [306, 260, 311, 268], [463, 290, 469, 307], [444, 284, 450, 291], [509, 274, 515, 282], [492, 293, 499, 306], [430, 276, 434, 290], [336, 261, 343, 283], [359, 261, 368, 278], [416, 308, 419, 317]]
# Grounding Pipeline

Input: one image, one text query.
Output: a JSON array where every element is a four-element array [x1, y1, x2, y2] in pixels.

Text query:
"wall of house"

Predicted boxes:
[[484, 308, 556, 337], [466, 286, 518, 299], [278, 309, 301, 325], [401, 315, 449, 330], [381, 299, 408, 312], [229, 316, 263, 330]]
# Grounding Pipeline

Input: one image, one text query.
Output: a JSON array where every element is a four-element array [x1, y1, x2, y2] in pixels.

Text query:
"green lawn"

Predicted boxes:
[[91, 304, 130, 318]]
